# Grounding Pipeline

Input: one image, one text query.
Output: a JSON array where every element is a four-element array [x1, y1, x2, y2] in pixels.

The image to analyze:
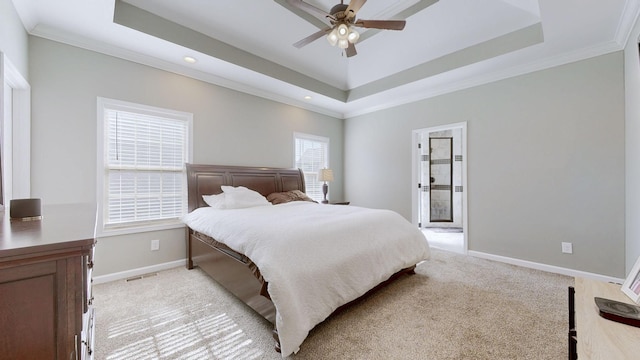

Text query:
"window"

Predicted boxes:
[[97, 98, 192, 235], [293, 132, 329, 202]]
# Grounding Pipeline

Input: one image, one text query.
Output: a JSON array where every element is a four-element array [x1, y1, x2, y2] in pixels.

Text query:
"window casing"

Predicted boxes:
[[293, 133, 329, 202], [97, 98, 192, 236]]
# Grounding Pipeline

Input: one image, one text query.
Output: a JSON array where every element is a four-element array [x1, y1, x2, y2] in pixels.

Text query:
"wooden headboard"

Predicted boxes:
[[186, 164, 306, 212]]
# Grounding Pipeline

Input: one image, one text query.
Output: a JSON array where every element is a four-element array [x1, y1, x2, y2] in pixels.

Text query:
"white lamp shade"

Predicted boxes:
[[317, 168, 334, 182], [348, 28, 360, 43], [338, 39, 349, 49], [327, 29, 339, 46], [337, 24, 349, 39]]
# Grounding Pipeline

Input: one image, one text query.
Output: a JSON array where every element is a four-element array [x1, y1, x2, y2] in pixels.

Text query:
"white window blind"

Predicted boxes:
[[98, 98, 192, 233], [294, 133, 329, 202]]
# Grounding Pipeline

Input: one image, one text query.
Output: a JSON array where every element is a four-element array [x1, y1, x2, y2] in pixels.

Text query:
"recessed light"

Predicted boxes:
[[183, 56, 197, 64], [304, 95, 312, 100]]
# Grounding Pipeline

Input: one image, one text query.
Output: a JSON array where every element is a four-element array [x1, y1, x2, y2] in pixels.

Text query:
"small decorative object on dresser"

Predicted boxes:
[[622, 255, 640, 303], [9, 198, 42, 220]]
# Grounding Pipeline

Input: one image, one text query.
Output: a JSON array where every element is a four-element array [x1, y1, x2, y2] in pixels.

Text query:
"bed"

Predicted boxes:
[[182, 164, 430, 356]]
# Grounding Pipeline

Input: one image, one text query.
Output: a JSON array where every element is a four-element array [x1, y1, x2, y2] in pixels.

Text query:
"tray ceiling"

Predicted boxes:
[[10, 0, 639, 118]]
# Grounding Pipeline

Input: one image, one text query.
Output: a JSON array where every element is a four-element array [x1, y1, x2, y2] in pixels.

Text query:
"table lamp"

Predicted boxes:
[[317, 168, 334, 204]]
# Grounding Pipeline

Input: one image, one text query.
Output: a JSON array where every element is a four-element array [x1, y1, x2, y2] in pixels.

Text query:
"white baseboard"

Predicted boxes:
[[93, 259, 186, 284], [94, 253, 624, 286], [468, 250, 625, 284]]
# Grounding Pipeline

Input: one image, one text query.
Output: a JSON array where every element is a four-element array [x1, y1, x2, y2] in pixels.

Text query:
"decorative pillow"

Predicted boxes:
[[267, 190, 317, 205], [220, 186, 271, 209], [202, 193, 226, 209]]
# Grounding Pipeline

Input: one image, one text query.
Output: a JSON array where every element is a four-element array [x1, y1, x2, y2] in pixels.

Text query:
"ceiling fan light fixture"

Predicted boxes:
[[347, 28, 360, 43], [327, 28, 339, 46], [337, 23, 349, 40], [292, 0, 414, 57]]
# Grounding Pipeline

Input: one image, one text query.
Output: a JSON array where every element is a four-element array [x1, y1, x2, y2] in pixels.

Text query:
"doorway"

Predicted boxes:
[[412, 122, 467, 253], [0, 53, 31, 206]]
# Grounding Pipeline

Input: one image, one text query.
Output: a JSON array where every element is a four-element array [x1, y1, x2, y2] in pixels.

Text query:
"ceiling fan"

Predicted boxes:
[[289, 0, 407, 57]]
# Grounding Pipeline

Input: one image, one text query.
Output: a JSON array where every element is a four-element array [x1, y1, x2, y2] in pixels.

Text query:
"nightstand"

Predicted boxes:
[[571, 277, 640, 359]]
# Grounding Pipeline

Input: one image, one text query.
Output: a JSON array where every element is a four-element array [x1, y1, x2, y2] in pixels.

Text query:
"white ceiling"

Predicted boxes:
[[10, 0, 640, 118]]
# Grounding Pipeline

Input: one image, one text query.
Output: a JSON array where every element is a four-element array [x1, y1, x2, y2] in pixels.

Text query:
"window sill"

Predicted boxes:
[[98, 220, 185, 238]]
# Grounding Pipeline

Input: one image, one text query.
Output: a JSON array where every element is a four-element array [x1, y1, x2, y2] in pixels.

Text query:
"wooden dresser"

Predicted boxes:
[[574, 277, 640, 359], [0, 203, 97, 360]]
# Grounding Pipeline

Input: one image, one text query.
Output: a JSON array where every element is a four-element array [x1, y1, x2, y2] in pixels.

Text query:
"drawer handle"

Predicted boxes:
[[72, 334, 78, 360]]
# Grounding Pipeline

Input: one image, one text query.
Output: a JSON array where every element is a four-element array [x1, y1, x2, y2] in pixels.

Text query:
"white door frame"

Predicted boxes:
[[412, 121, 468, 253], [0, 53, 31, 206]]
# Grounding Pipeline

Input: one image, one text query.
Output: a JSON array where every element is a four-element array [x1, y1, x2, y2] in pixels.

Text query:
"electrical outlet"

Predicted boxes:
[[151, 239, 160, 251], [561, 242, 572, 254]]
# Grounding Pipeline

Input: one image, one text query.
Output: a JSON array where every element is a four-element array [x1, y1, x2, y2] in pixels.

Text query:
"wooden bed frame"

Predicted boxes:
[[184, 163, 416, 352]]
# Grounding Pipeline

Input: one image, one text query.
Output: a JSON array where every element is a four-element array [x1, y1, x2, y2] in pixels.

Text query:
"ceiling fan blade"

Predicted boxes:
[[346, 42, 357, 57], [286, 0, 331, 23], [293, 27, 332, 48], [345, 0, 367, 19], [353, 19, 406, 30]]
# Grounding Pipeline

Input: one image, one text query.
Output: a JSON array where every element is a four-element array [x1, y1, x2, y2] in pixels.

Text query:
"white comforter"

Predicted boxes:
[[181, 201, 430, 357]]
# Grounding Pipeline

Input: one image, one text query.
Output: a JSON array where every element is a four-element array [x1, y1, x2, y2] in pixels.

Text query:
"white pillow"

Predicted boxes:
[[220, 186, 271, 209], [202, 193, 227, 209]]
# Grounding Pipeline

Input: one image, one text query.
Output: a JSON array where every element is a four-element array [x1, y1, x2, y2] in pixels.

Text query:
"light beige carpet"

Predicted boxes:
[[93, 249, 573, 359]]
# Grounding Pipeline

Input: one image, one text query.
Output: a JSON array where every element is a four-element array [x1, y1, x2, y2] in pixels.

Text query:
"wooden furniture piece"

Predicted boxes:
[[0, 203, 97, 360], [573, 277, 640, 359], [185, 164, 417, 352], [568, 286, 578, 360]]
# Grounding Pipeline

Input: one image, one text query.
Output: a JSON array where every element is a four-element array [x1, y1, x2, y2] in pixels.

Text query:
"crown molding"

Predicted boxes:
[[615, 0, 640, 47]]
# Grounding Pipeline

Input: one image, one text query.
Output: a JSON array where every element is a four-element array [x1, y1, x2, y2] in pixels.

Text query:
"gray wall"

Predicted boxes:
[[0, 0, 29, 77], [345, 52, 626, 278], [625, 23, 640, 276], [28, 37, 344, 276]]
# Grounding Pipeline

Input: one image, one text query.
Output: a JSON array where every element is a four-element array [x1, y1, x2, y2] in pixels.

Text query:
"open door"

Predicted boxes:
[[415, 124, 466, 254]]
